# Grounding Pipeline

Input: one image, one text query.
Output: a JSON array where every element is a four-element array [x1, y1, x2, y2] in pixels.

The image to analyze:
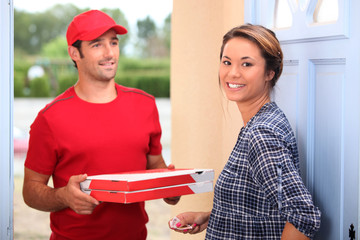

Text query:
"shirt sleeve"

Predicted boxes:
[[24, 112, 58, 175], [148, 101, 162, 155], [248, 125, 321, 238]]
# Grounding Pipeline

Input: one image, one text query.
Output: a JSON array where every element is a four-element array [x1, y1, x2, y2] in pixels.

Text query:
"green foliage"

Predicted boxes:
[[135, 16, 170, 58], [137, 16, 157, 39], [41, 36, 68, 59], [13, 57, 170, 98], [29, 76, 51, 97], [14, 59, 32, 97], [117, 74, 170, 98], [119, 58, 170, 71], [14, 5, 81, 55], [116, 58, 170, 97], [14, 72, 26, 97], [163, 14, 171, 50], [14, 4, 130, 56], [57, 73, 77, 95]]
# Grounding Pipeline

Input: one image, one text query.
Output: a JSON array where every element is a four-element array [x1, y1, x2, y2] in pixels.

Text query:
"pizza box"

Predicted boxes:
[[82, 181, 213, 204], [80, 168, 214, 192]]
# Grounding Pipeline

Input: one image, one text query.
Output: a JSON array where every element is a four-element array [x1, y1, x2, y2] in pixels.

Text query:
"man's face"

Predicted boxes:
[[75, 29, 120, 82]]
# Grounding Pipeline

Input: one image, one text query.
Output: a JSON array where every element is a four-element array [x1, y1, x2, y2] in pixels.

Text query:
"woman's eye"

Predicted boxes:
[[242, 62, 252, 67], [223, 61, 231, 65]]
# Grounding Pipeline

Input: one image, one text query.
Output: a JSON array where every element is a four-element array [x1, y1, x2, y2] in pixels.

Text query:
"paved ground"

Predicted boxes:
[[13, 98, 172, 240]]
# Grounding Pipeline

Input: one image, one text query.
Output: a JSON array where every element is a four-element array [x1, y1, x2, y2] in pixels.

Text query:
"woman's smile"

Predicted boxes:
[[227, 82, 245, 89]]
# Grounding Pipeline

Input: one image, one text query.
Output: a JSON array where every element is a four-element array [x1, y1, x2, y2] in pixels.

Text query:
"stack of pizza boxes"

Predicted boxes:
[[80, 169, 214, 204]]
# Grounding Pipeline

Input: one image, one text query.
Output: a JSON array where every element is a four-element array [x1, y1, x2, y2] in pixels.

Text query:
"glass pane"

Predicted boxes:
[[299, 0, 310, 11], [274, 0, 293, 29], [313, 0, 339, 23]]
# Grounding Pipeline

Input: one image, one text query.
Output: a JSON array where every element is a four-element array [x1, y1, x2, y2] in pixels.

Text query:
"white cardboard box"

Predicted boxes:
[[80, 169, 214, 203], [80, 168, 214, 191]]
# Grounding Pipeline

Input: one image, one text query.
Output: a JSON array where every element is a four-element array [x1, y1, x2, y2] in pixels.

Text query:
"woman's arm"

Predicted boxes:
[[282, 222, 309, 240]]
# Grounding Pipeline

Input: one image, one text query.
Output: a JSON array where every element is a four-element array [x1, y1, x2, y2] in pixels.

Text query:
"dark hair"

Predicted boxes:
[[71, 40, 84, 69], [220, 24, 283, 88]]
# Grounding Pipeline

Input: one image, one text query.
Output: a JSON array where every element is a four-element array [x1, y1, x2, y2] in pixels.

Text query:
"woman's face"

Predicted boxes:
[[219, 37, 274, 106]]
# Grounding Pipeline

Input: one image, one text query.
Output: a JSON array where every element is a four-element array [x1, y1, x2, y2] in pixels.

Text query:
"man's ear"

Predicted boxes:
[[68, 46, 80, 61]]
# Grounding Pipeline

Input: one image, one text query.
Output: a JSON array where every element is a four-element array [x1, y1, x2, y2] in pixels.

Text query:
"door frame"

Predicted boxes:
[[0, 0, 14, 239]]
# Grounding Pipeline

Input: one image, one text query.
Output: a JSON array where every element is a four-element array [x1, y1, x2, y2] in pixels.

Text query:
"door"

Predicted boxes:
[[244, 0, 359, 239]]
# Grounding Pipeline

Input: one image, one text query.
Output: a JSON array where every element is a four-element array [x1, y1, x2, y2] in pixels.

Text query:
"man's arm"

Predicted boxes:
[[146, 154, 167, 169], [22, 167, 99, 214]]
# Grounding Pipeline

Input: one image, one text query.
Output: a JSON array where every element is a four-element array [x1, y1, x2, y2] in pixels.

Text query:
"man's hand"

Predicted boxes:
[[146, 155, 181, 205], [57, 174, 99, 215], [163, 163, 181, 205], [23, 168, 99, 214]]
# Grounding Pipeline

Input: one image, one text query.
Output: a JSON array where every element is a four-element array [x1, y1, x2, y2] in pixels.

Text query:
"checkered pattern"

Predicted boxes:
[[206, 102, 321, 239]]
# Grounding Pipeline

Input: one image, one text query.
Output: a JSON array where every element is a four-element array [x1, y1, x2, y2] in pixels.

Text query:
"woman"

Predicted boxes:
[[169, 24, 321, 239]]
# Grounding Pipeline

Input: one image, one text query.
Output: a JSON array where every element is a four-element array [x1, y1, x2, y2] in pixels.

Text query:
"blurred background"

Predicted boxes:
[[13, 2, 171, 99], [13, 1, 173, 239]]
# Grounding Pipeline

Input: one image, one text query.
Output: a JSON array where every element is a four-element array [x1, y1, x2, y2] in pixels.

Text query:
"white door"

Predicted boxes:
[[245, 0, 360, 239]]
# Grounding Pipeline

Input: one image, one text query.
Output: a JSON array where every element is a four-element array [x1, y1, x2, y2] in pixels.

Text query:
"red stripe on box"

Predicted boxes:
[[90, 191, 126, 203], [125, 184, 195, 203], [88, 181, 213, 204], [89, 185, 194, 204]]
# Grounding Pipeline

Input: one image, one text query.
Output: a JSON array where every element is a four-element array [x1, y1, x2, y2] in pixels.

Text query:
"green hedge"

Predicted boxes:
[[14, 60, 31, 97], [14, 58, 170, 98], [116, 74, 170, 98], [57, 73, 77, 95], [29, 76, 51, 97], [116, 58, 170, 97], [118, 58, 170, 71]]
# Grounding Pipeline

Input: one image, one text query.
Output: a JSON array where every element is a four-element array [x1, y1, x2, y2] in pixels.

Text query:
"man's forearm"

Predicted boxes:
[[23, 180, 67, 212], [146, 154, 167, 169]]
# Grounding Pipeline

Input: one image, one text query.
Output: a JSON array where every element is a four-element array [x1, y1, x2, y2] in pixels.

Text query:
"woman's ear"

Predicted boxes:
[[68, 46, 80, 61], [265, 70, 275, 82]]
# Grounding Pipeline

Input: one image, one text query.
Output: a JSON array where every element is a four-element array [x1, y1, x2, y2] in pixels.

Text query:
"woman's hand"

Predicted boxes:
[[169, 211, 211, 234]]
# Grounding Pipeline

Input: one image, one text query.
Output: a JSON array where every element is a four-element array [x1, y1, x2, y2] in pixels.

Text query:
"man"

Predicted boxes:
[[22, 10, 178, 240]]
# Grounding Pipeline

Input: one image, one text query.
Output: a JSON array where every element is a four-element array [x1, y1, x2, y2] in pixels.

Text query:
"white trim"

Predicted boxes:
[[245, 0, 350, 43], [0, 0, 14, 239]]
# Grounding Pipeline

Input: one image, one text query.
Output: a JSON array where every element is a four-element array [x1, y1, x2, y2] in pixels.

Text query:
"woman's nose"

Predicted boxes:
[[229, 65, 241, 77]]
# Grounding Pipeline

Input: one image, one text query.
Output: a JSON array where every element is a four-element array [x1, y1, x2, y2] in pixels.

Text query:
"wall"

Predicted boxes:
[[170, 0, 244, 239]]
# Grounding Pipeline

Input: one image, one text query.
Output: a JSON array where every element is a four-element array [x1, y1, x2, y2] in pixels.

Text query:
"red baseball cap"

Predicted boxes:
[[66, 10, 128, 46]]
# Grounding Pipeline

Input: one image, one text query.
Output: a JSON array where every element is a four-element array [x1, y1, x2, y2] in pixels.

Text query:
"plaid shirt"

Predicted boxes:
[[206, 102, 321, 239]]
